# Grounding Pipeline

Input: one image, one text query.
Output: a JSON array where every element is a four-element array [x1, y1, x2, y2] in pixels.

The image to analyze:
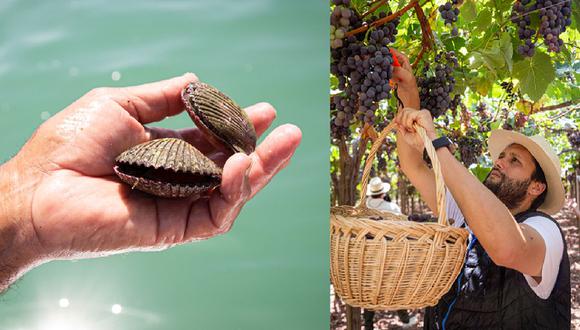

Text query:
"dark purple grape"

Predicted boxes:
[[418, 51, 458, 118]]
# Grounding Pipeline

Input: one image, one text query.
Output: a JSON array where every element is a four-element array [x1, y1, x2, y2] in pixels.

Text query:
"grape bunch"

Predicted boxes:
[[512, 0, 572, 56], [417, 51, 459, 119], [369, 12, 399, 45], [330, 4, 398, 139], [537, 0, 572, 52], [567, 130, 580, 149], [501, 108, 515, 130], [331, 95, 352, 139], [457, 132, 483, 166], [330, 1, 354, 49], [514, 112, 528, 129], [475, 103, 491, 133], [439, 0, 462, 36], [511, 0, 536, 57], [500, 81, 518, 107]]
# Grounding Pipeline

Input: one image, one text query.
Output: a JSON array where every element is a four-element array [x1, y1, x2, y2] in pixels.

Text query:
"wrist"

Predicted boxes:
[[395, 82, 420, 109], [0, 159, 44, 292], [426, 130, 438, 141]]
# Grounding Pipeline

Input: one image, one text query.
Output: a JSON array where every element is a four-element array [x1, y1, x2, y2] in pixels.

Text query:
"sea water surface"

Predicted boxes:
[[0, 1, 328, 329]]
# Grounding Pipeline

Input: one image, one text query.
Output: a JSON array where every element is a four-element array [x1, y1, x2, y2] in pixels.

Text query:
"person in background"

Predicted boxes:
[[365, 177, 402, 214]]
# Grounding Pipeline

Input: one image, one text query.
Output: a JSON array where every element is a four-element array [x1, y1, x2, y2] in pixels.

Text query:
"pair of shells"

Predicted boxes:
[[113, 82, 257, 198]]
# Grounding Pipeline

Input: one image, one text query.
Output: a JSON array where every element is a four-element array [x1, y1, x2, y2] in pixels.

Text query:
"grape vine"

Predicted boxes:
[[330, 1, 399, 140]]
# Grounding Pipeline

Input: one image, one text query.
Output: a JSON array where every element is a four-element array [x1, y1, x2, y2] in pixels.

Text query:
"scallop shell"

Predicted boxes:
[[181, 82, 257, 154], [113, 138, 222, 198]]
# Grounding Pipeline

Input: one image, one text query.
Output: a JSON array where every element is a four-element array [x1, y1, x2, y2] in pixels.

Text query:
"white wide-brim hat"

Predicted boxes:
[[366, 177, 391, 196], [488, 129, 565, 215]]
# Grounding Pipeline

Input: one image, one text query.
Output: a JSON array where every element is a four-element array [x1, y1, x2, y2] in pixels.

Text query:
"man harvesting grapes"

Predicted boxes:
[[391, 50, 570, 329]]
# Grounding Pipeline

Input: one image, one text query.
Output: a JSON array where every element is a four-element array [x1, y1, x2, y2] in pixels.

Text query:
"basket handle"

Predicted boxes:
[[358, 116, 448, 226]]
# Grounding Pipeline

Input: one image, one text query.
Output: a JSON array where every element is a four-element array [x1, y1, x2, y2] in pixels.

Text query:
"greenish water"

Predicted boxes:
[[0, 1, 328, 329]]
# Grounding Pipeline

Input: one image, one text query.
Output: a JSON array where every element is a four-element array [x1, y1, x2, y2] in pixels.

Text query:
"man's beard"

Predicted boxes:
[[483, 168, 530, 210]]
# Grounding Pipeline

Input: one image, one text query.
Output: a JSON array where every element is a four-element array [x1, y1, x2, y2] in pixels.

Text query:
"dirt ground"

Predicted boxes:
[[330, 199, 580, 329]]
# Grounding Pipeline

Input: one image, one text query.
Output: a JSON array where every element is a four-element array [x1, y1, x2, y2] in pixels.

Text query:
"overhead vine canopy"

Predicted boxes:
[[330, 0, 579, 204]]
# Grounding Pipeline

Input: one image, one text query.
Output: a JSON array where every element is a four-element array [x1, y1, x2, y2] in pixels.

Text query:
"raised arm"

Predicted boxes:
[[390, 50, 438, 214]]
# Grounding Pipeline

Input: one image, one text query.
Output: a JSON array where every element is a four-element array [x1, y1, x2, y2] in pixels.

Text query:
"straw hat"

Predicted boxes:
[[366, 177, 391, 196], [488, 129, 565, 215]]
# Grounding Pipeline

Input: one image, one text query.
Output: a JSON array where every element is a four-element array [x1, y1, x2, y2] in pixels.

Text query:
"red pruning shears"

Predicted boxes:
[[390, 48, 401, 67], [389, 49, 404, 108], [389, 49, 401, 88]]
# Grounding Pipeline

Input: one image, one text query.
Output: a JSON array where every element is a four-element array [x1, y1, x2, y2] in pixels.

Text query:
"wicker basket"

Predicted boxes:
[[330, 121, 469, 310]]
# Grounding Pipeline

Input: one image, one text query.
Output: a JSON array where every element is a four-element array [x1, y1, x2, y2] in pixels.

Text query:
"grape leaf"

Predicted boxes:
[[471, 40, 504, 74], [470, 164, 492, 182], [474, 9, 492, 34], [443, 35, 466, 50], [513, 51, 556, 102], [461, 0, 477, 23], [499, 32, 513, 73], [473, 75, 494, 96], [330, 75, 339, 90], [491, 0, 512, 13], [350, 0, 367, 15], [572, 0, 580, 30]]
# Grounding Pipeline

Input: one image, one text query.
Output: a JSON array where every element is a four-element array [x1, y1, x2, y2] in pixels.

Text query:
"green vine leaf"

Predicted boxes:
[[499, 32, 513, 73], [513, 51, 556, 102], [461, 0, 477, 23], [471, 38, 505, 76], [474, 9, 492, 34], [491, 0, 512, 13]]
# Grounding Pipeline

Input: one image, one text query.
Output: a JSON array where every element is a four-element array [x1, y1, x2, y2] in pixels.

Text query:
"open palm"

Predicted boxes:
[[13, 73, 301, 260]]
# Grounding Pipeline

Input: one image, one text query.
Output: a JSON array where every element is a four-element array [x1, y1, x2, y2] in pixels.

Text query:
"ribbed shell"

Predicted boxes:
[[114, 138, 221, 198], [115, 138, 221, 175], [182, 82, 257, 154], [114, 171, 212, 198]]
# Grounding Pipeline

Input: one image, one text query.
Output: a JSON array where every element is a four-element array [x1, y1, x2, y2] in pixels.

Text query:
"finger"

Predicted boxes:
[[247, 124, 302, 199], [391, 66, 413, 83], [209, 153, 252, 230], [401, 110, 415, 133], [144, 102, 277, 154], [159, 124, 300, 242], [182, 153, 251, 239], [390, 49, 412, 70], [115, 73, 199, 124], [398, 108, 409, 129]]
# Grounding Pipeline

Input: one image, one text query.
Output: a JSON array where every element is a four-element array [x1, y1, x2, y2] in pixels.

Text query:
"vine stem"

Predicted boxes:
[[547, 106, 579, 121], [346, 0, 418, 37], [362, 0, 387, 19], [411, 1, 433, 68], [535, 100, 579, 113]]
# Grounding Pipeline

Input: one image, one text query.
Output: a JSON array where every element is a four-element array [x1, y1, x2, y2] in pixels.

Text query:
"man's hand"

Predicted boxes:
[[0, 73, 301, 291], [394, 107, 438, 152], [390, 49, 420, 109]]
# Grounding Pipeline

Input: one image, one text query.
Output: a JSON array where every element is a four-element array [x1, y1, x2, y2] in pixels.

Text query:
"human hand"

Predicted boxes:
[[394, 107, 437, 153], [390, 49, 420, 109], [0, 73, 301, 282]]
